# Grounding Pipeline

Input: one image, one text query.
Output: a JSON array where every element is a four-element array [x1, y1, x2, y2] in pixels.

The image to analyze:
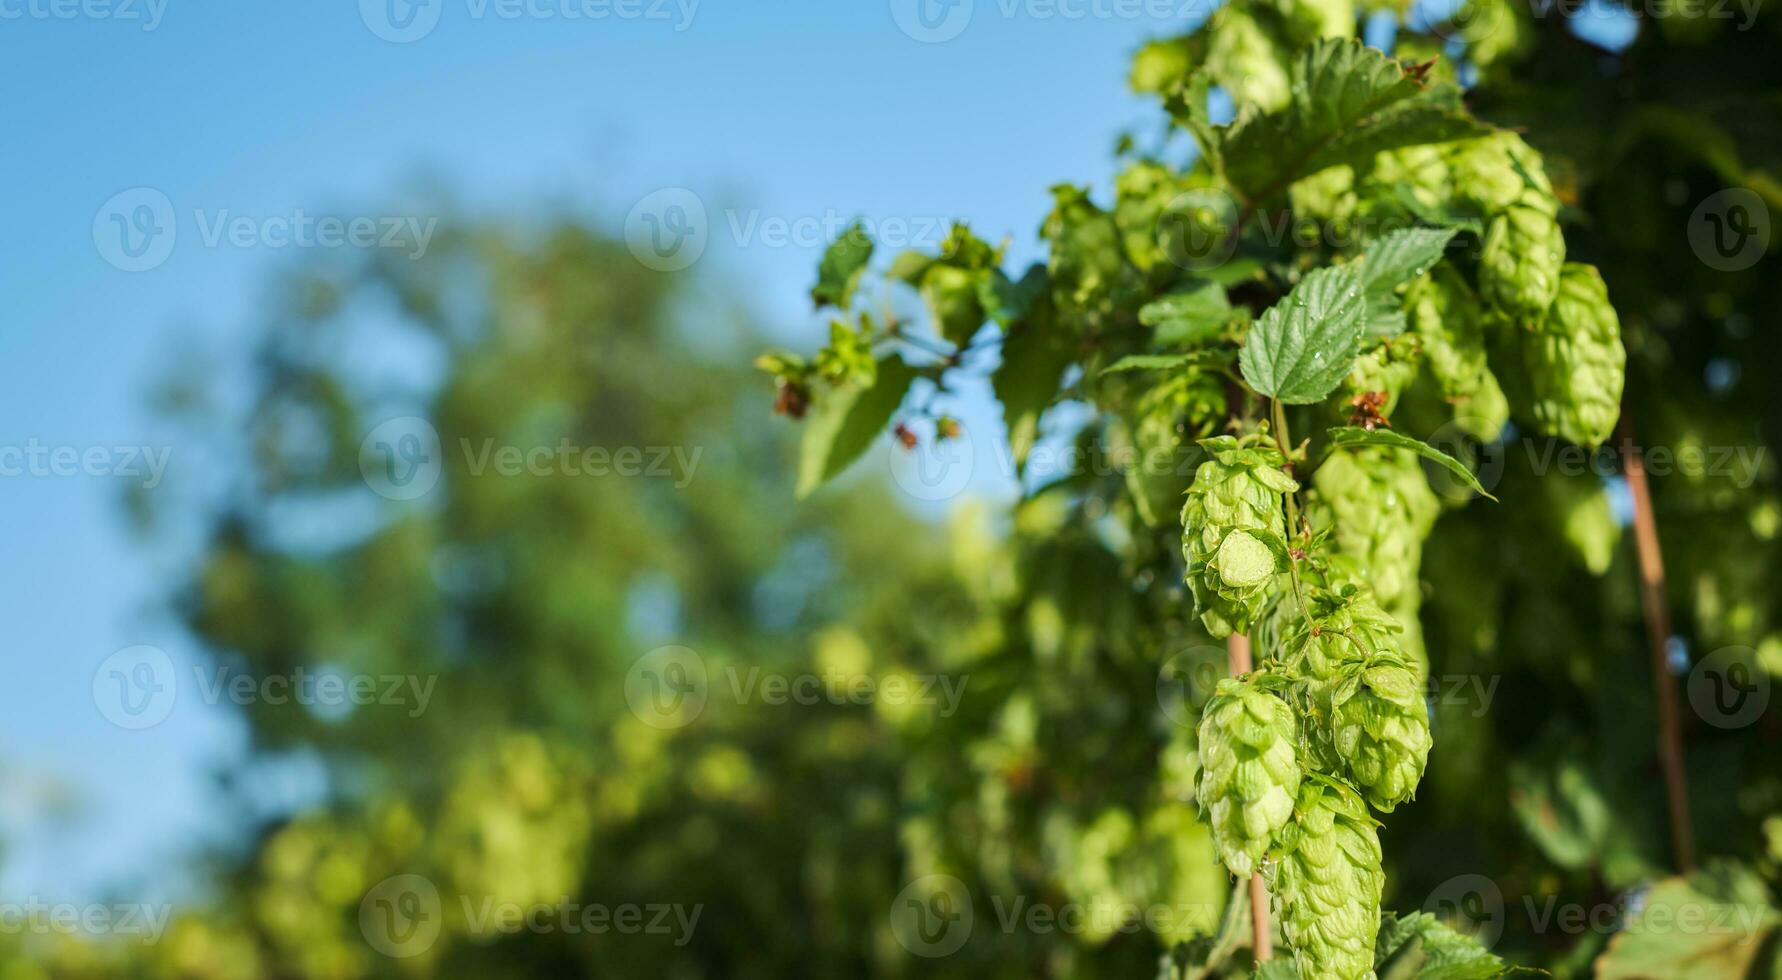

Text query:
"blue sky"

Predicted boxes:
[[0, 1, 1222, 900]]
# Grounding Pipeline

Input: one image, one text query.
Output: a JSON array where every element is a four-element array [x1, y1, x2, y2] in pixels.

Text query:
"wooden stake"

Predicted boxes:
[[1618, 414, 1697, 872]]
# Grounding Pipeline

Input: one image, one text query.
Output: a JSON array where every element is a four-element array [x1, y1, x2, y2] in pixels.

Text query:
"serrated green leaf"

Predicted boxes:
[[1219, 39, 1491, 203], [1376, 911, 1535, 979], [810, 222, 874, 309], [1594, 863, 1780, 980], [1140, 280, 1240, 345], [1324, 426, 1498, 501], [1358, 227, 1458, 294], [1238, 265, 1367, 403], [795, 356, 916, 498]]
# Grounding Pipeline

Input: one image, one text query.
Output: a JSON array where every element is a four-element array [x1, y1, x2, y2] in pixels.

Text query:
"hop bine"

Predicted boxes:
[[1181, 435, 1299, 639]]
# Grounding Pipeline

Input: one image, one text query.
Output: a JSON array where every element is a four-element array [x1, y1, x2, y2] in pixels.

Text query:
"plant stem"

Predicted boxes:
[[1617, 413, 1697, 873], [1225, 632, 1274, 961]]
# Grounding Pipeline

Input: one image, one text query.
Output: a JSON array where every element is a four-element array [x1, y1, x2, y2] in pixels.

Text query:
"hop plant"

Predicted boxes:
[[1268, 775, 1385, 980], [1181, 435, 1299, 638], [1196, 676, 1302, 878], [1525, 262, 1626, 448], [1307, 449, 1440, 614]]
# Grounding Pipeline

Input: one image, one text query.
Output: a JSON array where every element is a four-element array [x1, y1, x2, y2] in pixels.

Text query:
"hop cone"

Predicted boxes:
[[1314, 648, 1432, 812], [1181, 436, 1298, 638], [1307, 450, 1439, 613], [1479, 197, 1565, 326], [1268, 775, 1385, 980], [1407, 266, 1490, 401], [1525, 263, 1625, 447], [1196, 677, 1301, 878], [1275, 586, 1432, 810], [1445, 132, 1553, 215]]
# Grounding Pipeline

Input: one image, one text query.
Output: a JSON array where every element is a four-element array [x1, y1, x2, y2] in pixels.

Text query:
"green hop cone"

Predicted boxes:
[[1181, 436, 1299, 638], [1406, 266, 1510, 440], [1268, 775, 1384, 980], [1525, 263, 1626, 447], [1446, 132, 1554, 215], [1479, 198, 1565, 326], [1196, 677, 1302, 878], [1307, 449, 1439, 613], [1315, 649, 1432, 812], [1206, 4, 1293, 111]]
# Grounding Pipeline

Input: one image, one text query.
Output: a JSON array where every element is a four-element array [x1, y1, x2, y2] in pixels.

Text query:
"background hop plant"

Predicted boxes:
[[1180, 435, 1299, 638], [1307, 448, 1440, 618], [1268, 775, 1385, 980], [1524, 263, 1626, 448], [1196, 676, 1302, 878], [1122, 368, 1226, 527]]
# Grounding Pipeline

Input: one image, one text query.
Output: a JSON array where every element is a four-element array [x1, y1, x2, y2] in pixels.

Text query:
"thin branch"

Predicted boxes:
[[1617, 412, 1697, 873], [1225, 632, 1274, 962]]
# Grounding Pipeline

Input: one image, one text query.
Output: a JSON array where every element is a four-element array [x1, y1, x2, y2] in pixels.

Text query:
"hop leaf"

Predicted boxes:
[[1197, 677, 1303, 878], [1524, 263, 1626, 448], [1181, 436, 1299, 637], [1268, 775, 1385, 980]]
